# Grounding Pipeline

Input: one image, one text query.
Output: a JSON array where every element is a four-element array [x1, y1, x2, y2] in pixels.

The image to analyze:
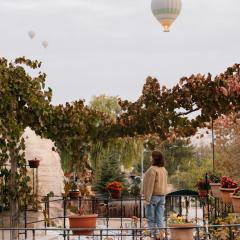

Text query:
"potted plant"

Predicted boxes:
[[168, 213, 196, 240], [209, 172, 221, 198], [68, 207, 98, 235], [209, 215, 240, 238], [231, 187, 240, 213], [68, 186, 98, 236], [28, 158, 40, 168], [220, 176, 238, 204], [64, 180, 80, 199], [196, 179, 211, 197], [106, 181, 123, 199]]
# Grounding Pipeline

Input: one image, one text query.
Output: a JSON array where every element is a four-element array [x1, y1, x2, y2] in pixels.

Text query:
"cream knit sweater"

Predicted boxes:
[[142, 166, 168, 203]]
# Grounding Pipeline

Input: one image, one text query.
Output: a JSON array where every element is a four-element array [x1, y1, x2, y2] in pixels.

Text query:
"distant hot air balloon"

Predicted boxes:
[[28, 30, 36, 39], [42, 41, 48, 48], [151, 0, 182, 32]]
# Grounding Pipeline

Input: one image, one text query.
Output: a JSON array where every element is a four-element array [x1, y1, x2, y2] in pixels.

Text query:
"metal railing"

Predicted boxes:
[[1, 224, 240, 240], [0, 192, 236, 239]]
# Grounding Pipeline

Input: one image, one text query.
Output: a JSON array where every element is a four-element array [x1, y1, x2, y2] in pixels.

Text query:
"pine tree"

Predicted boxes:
[[94, 152, 126, 194]]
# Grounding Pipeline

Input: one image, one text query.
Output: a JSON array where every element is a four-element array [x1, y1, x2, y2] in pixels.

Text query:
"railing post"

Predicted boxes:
[[139, 195, 142, 228], [32, 229, 35, 240], [47, 196, 50, 227], [195, 196, 198, 223], [44, 198, 47, 231], [32, 168, 35, 196], [196, 226, 200, 240], [205, 173, 210, 220], [215, 198, 218, 218], [164, 227, 168, 240], [63, 197, 67, 240], [179, 196, 182, 216], [106, 196, 109, 229], [67, 229, 70, 240], [24, 199, 27, 239], [229, 226, 233, 240], [120, 195, 123, 228]]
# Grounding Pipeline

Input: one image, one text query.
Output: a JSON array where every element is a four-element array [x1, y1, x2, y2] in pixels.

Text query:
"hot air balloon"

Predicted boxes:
[[42, 41, 48, 48], [151, 0, 182, 32], [28, 30, 36, 39]]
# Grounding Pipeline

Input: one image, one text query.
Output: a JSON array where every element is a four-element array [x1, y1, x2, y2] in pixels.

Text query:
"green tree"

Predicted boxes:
[[169, 145, 212, 190], [214, 113, 240, 179], [93, 152, 126, 194], [161, 139, 195, 176], [89, 95, 144, 174], [90, 95, 121, 121]]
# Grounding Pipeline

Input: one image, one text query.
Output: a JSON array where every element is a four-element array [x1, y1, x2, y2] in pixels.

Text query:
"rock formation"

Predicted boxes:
[[23, 127, 65, 227]]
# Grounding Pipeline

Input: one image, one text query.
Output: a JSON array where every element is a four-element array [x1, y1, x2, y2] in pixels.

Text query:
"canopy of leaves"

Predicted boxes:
[[0, 57, 52, 209], [115, 64, 240, 141], [1, 57, 240, 209]]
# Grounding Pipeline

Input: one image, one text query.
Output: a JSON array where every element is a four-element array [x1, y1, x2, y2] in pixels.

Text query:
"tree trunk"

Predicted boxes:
[[10, 149, 19, 240]]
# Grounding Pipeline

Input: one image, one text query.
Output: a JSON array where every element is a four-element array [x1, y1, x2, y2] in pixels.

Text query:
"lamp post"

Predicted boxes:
[[140, 149, 151, 222], [141, 150, 144, 183]]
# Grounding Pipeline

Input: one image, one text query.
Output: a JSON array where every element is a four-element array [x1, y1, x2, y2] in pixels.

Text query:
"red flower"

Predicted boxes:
[[221, 176, 238, 189], [106, 181, 123, 191]]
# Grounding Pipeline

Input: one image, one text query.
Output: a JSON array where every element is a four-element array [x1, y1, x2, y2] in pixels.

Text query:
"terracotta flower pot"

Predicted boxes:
[[169, 223, 196, 240], [110, 190, 121, 199], [198, 189, 208, 197], [231, 194, 240, 213], [69, 190, 80, 198], [28, 159, 40, 168], [69, 214, 98, 235], [210, 183, 221, 198], [64, 172, 71, 178], [220, 187, 238, 204]]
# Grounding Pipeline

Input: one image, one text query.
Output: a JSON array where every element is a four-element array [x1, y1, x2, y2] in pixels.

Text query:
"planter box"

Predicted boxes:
[[210, 183, 221, 198], [69, 214, 98, 235], [220, 187, 238, 204], [28, 159, 40, 168], [169, 223, 196, 240], [231, 194, 240, 213]]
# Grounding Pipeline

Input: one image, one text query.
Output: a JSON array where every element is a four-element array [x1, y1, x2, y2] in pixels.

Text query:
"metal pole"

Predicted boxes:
[[24, 200, 27, 239], [33, 168, 35, 195], [63, 197, 66, 240], [212, 119, 215, 172], [141, 150, 144, 182], [141, 150, 144, 222]]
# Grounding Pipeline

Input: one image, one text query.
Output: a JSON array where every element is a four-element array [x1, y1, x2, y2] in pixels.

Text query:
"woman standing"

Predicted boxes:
[[142, 150, 168, 236]]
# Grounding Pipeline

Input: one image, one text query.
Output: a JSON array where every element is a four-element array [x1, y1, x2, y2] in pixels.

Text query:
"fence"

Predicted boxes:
[[0, 191, 237, 239], [1, 224, 240, 240]]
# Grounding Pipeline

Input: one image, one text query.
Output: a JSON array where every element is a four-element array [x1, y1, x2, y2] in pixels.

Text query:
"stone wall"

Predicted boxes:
[[23, 127, 65, 227]]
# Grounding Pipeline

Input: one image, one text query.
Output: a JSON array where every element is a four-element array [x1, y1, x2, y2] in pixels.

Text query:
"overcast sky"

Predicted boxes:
[[0, 0, 240, 105]]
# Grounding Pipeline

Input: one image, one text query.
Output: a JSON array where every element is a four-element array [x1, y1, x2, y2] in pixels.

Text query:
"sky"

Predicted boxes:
[[0, 0, 240, 105]]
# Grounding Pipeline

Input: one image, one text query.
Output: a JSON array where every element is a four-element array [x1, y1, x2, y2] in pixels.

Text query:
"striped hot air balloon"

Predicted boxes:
[[151, 0, 182, 32]]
